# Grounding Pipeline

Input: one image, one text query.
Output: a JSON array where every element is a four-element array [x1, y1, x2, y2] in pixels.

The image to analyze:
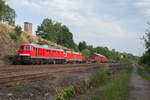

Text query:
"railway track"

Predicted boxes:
[[0, 63, 99, 73], [0, 63, 127, 86], [0, 66, 99, 86]]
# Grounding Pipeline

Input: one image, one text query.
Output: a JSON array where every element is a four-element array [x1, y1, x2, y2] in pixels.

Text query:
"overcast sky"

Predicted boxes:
[[6, 0, 149, 56]]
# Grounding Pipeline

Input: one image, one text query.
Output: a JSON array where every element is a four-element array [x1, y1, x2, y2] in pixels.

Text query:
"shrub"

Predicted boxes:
[[9, 32, 17, 40], [56, 87, 75, 100], [14, 25, 22, 36]]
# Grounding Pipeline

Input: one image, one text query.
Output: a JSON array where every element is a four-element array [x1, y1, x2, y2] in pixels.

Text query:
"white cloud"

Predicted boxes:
[[135, 0, 150, 16], [136, 0, 150, 7]]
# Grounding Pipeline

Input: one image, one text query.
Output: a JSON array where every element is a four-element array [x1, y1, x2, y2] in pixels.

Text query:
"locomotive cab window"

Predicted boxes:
[[31, 47, 34, 51], [25, 46, 30, 50], [20, 46, 24, 50]]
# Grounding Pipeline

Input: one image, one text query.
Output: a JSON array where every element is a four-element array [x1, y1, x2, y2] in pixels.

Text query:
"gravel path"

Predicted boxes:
[[129, 65, 150, 100]]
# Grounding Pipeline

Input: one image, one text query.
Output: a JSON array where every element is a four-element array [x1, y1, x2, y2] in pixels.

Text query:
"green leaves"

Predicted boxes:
[[36, 18, 75, 49], [78, 41, 87, 51], [139, 22, 150, 66], [15, 25, 22, 36], [56, 87, 75, 100], [0, 0, 16, 26]]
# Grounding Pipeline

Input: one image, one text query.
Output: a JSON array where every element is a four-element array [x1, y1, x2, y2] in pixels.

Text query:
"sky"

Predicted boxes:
[[6, 0, 150, 56]]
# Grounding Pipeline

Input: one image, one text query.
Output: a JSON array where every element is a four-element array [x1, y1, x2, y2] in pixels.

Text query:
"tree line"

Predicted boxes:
[[78, 41, 138, 62], [36, 18, 138, 62]]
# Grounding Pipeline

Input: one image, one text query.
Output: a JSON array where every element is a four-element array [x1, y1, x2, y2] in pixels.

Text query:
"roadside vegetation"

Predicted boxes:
[[50, 64, 132, 100], [98, 68, 131, 100], [139, 22, 150, 72], [137, 67, 150, 81]]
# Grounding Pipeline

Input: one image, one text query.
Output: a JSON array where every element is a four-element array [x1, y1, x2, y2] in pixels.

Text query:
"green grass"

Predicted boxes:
[[10, 85, 27, 92], [143, 65, 150, 73], [137, 67, 150, 81], [93, 66, 110, 86], [99, 68, 132, 100], [73, 67, 132, 100]]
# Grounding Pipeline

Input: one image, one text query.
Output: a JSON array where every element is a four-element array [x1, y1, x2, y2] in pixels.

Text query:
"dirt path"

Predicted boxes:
[[129, 65, 150, 100]]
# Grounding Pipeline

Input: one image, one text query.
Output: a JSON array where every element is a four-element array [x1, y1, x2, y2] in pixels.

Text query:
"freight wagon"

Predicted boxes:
[[88, 53, 107, 63]]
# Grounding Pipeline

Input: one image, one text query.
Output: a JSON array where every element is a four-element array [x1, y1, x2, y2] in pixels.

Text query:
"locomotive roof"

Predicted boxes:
[[22, 43, 64, 51], [94, 53, 105, 57], [65, 50, 81, 54]]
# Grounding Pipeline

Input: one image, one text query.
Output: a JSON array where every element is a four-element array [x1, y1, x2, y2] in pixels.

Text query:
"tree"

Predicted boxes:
[[2, 5, 16, 26], [87, 45, 95, 53], [0, 0, 16, 26], [15, 25, 22, 36], [144, 27, 150, 51], [78, 41, 87, 51], [36, 18, 75, 49], [140, 22, 150, 65], [0, 0, 6, 20], [139, 52, 150, 65], [36, 18, 54, 40], [57, 25, 75, 48]]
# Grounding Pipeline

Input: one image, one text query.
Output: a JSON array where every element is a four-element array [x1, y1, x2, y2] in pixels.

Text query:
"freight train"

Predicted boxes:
[[18, 43, 107, 64]]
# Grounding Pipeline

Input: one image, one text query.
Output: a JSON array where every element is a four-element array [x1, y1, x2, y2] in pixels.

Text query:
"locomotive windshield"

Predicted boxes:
[[25, 46, 30, 50]]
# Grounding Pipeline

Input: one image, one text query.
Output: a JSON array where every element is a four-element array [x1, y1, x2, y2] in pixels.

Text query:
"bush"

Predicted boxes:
[[14, 25, 22, 36], [56, 87, 75, 100], [9, 32, 17, 40], [139, 52, 150, 66]]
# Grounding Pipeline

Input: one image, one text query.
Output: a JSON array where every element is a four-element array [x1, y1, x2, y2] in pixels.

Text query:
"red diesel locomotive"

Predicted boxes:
[[18, 43, 82, 64]]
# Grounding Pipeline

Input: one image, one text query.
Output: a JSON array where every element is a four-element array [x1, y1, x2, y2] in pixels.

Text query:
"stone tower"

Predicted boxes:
[[24, 22, 32, 34]]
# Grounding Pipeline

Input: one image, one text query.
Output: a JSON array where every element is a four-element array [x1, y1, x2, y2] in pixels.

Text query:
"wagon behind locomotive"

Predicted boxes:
[[88, 53, 107, 63]]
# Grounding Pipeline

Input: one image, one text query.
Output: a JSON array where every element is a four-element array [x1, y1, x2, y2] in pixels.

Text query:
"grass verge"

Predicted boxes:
[[98, 68, 132, 100], [137, 67, 150, 81], [76, 67, 132, 100], [143, 65, 150, 73]]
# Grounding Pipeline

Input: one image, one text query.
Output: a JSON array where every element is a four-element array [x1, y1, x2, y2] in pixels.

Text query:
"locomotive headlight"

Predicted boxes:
[[20, 53, 30, 56]]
